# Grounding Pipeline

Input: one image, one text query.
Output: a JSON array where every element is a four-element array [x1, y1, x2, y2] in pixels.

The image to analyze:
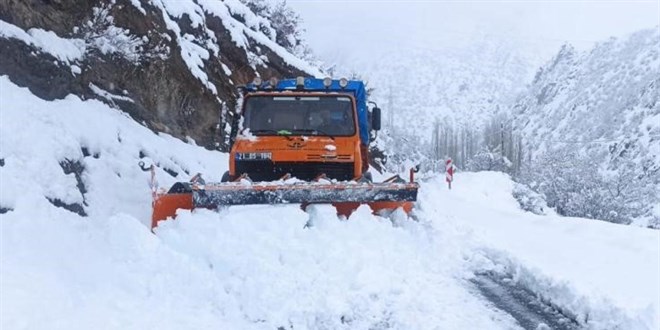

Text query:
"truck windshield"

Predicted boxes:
[[243, 95, 356, 137]]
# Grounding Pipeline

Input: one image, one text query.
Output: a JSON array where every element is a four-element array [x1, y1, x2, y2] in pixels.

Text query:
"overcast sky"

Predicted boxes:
[[289, 0, 660, 65]]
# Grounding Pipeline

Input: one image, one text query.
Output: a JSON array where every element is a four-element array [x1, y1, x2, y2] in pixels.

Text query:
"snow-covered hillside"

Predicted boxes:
[[0, 75, 227, 222], [515, 28, 659, 170], [511, 28, 660, 225], [2, 77, 659, 329], [0, 0, 320, 149]]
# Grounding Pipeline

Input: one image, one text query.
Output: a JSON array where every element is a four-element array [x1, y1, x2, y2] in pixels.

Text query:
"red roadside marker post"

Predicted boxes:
[[446, 158, 453, 189]]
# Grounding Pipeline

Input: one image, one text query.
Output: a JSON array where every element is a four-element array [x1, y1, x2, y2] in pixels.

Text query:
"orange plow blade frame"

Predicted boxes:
[[151, 193, 192, 229], [151, 181, 418, 228]]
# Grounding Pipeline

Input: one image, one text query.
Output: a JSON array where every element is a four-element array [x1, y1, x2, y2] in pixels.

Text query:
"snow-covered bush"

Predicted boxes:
[[518, 149, 657, 225], [375, 127, 432, 174], [240, 0, 314, 60], [466, 149, 511, 173], [648, 206, 660, 229], [512, 183, 549, 215], [77, 3, 167, 64]]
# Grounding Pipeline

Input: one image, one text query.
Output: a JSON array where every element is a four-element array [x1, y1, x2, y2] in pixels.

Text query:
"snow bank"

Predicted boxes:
[[150, 205, 520, 329], [424, 171, 660, 329], [1, 204, 520, 329], [0, 76, 226, 224], [1, 213, 240, 329]]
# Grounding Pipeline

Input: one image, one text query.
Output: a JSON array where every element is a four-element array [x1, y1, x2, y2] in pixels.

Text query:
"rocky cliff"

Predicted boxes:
[[0, 0, 320, 149]]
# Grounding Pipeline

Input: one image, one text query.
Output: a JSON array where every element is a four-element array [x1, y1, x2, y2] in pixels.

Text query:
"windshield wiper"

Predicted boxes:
[[250, 129, 294, 140], [291, 129, 335, 140], [250, 129, 278, 135]]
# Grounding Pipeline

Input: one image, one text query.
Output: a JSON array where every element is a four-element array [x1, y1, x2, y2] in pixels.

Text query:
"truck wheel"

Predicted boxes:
[[359, 171, 373, 183], [221, 171, 233, 182], [167, 182, 192, 193]]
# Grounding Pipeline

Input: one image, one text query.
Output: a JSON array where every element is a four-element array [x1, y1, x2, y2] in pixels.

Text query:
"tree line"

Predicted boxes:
[[380, 112, 659, 228]]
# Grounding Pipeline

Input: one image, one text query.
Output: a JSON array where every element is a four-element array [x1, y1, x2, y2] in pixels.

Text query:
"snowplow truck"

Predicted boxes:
[[150, 77, 419, 228]]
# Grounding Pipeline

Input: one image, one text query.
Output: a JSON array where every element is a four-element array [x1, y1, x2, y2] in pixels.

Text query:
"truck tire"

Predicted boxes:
[[167, 182, 192, 193], [359, 171, 373, 183], [221, 171, 233, 182]]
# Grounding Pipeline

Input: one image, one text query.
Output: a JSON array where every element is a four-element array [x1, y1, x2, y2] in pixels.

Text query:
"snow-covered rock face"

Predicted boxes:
[[516, 29, 659, 162], [512, 28, 660, 224], [0, 0, 319, 150]]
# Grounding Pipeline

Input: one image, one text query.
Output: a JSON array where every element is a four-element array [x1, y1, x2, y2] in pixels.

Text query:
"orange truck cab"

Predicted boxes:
[[224, 77, 380, 183]]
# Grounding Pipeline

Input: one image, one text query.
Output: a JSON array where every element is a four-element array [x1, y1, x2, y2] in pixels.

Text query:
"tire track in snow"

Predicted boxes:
[[471, 271, 582, 330]]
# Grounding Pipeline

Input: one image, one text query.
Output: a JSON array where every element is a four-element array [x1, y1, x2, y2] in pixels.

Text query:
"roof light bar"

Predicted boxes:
[[269, 77, 279, 88], [339, 78, 348, 89], [296, 76, 305, 89], [323, 77, 332, 88], [252, 76, 262, 88]]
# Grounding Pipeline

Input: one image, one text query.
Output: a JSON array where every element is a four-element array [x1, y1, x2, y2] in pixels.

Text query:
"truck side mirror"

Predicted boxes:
[[372, 107, 381, 131]]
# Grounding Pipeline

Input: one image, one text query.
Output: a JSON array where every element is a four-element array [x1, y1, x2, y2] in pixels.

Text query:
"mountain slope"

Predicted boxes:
[[512, 28, 660, 225], [0, 0, 320, 149]]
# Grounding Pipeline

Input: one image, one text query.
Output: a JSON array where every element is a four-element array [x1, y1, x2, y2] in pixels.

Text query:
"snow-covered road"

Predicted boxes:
[[428, 172, 660, 329], [3, 173, 657, 329], [2, 77, 659, 329]]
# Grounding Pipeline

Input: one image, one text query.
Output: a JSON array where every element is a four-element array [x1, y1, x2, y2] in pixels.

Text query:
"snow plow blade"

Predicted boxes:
[[193, 182, 418, 207], [147, 165, 421, 228], [150, 181, 418, 228]]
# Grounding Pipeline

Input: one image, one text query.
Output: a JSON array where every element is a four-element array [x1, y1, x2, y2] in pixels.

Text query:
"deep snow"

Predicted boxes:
[[423, 172, 660, 329], [1, 76, 659, 329], [0, 76, 517, 329]]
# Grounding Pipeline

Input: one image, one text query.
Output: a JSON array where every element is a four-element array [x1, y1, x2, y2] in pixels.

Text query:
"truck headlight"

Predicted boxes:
[[236, 152, 272, 160]]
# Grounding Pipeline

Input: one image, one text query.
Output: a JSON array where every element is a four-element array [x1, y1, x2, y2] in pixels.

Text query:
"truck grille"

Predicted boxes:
[[306, 154, 352, 161], [235, 160, 354, 182]]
